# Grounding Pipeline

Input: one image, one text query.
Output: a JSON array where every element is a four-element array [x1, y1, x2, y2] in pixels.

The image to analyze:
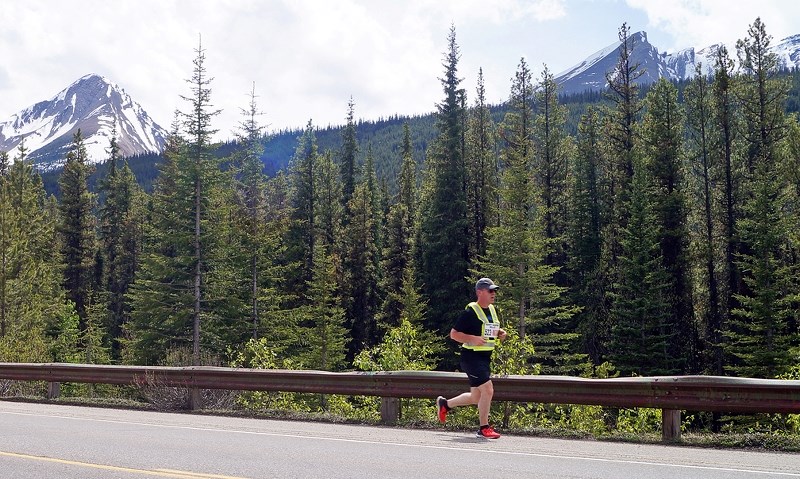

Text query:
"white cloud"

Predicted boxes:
[[626, 0, 800, 50], [1, 0, 797, 145]]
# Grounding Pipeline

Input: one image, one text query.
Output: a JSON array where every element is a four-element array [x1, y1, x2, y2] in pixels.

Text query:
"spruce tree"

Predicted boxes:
[[0, 150, 9, 338], [342, 155, 380, 356], [465, 68, 498, 261], [489, 57, 536, 338], [533, 65, 571, 274], [566, 107, 605, 363], [295, 246, 348, 372], [57, 130, 96, 330], [639, 78, 694, 372], [284, 121, 319, 297], [97, 134, 143, 359], [0, 146, 64, 361], [355, 268, 441, 372], [724, 18, 798, 377], [600, 23, 644, 365], [417, 25, 470, 338], [726, 158, 798, 377], [127, 39, 224, 366], [478, 58, 582, 374], [380, 124, 417, 329], [398, 123, 416, 216], [610, 158, 676, 376], [183, 38, 222, 366], [315, 151, 344, 251], [230, 82, 268, 339], [340, 97, 359, 212]]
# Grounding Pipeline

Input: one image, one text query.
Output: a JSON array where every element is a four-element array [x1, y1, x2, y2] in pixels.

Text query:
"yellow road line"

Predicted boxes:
[[0, 451, 251, 479]]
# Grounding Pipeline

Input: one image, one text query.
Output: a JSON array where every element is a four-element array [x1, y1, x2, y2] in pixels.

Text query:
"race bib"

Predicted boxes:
[[484, 323, 500, 339]]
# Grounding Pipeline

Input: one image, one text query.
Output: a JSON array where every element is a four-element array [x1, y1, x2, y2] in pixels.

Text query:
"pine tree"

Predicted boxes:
[[417, 25, 470, 338], [711, 45, 745, 359], [58, 129, 96, 330], [736, 18, 789, 174], [684, 63, 725, 375]]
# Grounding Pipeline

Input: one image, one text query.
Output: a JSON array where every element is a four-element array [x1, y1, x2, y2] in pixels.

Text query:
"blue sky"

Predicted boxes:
[[2, 0, 798, 140]]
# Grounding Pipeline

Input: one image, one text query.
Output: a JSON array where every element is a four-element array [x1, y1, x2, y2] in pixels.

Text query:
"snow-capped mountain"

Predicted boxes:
[[0, 74, 167, 170], [555, 31, 800, 96]]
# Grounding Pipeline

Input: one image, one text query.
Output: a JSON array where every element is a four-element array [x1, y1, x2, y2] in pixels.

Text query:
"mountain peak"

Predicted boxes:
[[0, 74, 167, 169], [554, 29, 800, 96]]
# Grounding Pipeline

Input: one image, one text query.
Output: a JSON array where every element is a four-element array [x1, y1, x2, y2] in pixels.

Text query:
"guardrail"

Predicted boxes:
[[2, 362, 800, 441]]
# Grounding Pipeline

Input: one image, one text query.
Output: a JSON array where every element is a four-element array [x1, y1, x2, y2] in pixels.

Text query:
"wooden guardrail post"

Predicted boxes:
[[188, 387, 202, 410], [46, 382, 60, 399], [4, 364, 800, 445], [662, 409, 681, 441], [381, 397, 400, 425]]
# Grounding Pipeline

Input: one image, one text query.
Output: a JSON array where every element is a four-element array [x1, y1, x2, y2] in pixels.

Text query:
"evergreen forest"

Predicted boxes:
[[3, 20, 800, 434]]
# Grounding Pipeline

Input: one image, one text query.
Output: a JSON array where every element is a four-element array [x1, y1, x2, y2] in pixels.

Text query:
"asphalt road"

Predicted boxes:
[[1, 400, 799, 478]]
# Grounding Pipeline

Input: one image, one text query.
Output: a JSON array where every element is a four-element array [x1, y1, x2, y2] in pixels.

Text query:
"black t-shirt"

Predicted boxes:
[[453, 305, 495, 359]]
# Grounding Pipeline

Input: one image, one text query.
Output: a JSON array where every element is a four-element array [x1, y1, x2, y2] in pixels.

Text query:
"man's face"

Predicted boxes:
[[477, 288, 497, 304]]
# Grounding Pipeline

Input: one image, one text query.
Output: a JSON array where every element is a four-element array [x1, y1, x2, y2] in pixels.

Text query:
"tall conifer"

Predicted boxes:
[[685, 64, 725, 375], [639, 78, 693, 372], [566, 108, 605, 363], [725, 18, 798, 377], [417, 25, 470, 338], [465, 68, 498, 260], [58, 130, 96, 330], [127, 39, 223, 366]]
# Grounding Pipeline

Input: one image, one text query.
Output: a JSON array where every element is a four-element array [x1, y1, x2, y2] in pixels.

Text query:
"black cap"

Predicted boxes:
[[475, 277, 499, 291]]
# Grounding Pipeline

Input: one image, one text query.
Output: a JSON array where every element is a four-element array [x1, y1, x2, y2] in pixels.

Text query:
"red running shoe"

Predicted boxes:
[[476, 426, 501, 439], [436, 396, 449, 423]]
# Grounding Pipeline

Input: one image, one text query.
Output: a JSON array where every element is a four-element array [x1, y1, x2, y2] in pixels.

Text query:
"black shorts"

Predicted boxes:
[[460, 350, 492, 387]]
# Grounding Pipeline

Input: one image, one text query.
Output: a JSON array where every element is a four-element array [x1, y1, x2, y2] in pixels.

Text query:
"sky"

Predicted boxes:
[[2, 0, 799, 141]]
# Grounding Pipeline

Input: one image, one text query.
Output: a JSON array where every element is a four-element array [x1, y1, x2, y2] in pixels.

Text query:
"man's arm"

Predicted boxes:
[[450, 328, 486, 347]]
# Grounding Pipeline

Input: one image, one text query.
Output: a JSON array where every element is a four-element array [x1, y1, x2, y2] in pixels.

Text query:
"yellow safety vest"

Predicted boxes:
[[462, 302, 499, 352]]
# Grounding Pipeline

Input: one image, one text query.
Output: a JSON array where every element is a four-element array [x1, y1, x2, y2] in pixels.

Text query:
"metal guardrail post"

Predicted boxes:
[[662, 409, 681, 441]]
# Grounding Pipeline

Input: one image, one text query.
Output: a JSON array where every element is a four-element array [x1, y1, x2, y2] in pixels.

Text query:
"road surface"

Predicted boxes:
[[1, 400, 799, 478]]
